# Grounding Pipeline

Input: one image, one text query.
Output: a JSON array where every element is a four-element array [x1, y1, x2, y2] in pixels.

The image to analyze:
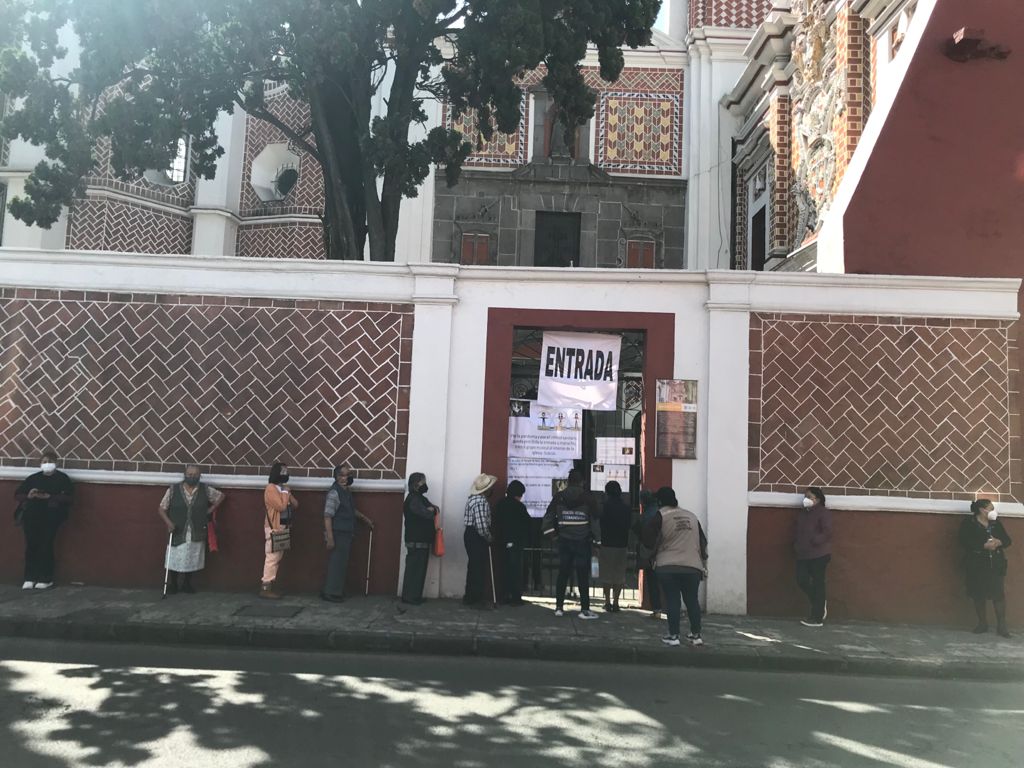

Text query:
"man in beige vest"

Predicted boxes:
[[640, 487, 708, 646]]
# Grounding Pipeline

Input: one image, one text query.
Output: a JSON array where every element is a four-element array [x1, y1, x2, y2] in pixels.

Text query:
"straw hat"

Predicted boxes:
[[469, 473, 498, 495]]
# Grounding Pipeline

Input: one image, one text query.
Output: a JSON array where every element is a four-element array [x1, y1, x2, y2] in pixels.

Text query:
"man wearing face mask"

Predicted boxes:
[[321, 465, 375, 602], [157, 465, 225, 595], [14, 451, 74, 590]]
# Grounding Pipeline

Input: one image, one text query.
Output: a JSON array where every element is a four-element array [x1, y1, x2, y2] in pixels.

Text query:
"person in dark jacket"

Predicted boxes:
[[959, 498, 1012, 638], [321, 466, 374, 602], [156, 465, 225, 595], [635, 489, 663, 619], [14, 450, 74, 590], [401, 472, 437, 605], [542, 469, 601, 619], [599, 481, 631, 613], [794, 486, 833, 627], [495, 480, 530, 606]]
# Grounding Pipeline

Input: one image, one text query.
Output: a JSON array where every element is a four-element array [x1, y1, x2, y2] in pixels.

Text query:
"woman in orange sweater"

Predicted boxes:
[[261, 462, 298, 599]]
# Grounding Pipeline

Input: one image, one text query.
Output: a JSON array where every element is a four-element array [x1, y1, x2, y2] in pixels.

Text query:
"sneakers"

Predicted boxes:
[[21, 581, 35, 590], [649, 611, 663, 620], [800, 619, 824, 628], [554, 609, 565, 617], [34, 582, 54, 590], [259, 584, 282, 600], [662, 634, 680, 646], [578, 610, 599, 620], [689, 634, 704, 647]]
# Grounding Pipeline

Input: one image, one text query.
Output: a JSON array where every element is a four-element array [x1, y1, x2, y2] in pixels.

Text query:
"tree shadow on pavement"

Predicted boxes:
[[0, 651, 1021, 768]]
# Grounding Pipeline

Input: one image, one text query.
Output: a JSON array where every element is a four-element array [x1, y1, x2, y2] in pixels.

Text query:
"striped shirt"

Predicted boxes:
[[463, 494, 492, 540]]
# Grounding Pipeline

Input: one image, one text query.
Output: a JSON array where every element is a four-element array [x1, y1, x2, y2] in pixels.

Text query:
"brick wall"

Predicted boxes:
[[236, 222, 326, 260], [66, 198, 193, 254], [0, 289, 413, 479], [749, 312, 1022, 501], [833, 5, 868, 188], [690, 0, 774, 29]]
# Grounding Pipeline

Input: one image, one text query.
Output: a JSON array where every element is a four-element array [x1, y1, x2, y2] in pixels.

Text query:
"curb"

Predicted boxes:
[[1, 616, 1020, 681]]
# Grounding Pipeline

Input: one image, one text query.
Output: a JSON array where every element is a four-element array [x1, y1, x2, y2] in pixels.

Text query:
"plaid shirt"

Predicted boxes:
[[464, 494, 492, 541]]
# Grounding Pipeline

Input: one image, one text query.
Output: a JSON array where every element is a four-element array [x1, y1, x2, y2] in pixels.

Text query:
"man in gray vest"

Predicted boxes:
[[322, 465, 375, 602], [157, 465, 225, 594]]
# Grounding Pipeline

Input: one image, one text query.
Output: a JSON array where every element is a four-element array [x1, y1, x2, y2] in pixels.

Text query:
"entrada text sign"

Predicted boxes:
[[537, 331, 622, 411]]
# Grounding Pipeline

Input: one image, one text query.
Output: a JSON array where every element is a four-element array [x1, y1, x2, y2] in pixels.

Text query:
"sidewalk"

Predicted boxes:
[[0, 585, 1021, 680]]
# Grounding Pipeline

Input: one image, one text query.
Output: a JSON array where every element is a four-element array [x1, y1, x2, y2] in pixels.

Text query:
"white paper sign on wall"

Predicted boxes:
[[537, 331, 622, 411], [507, 401, 583, 460]]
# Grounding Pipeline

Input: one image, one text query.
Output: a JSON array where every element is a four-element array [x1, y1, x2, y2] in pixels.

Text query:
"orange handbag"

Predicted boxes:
[[207, 511, 219, 553], [432, 513, 445, 557]]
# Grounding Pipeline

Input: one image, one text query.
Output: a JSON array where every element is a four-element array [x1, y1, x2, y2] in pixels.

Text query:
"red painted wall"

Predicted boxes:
[[843, 0, 1024, 281], [748, 506, 1024, 626], [1, 480, 403, 596]]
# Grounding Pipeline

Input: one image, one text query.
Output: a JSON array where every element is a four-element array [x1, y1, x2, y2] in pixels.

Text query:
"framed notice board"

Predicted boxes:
[[655, 379, 698, 459]]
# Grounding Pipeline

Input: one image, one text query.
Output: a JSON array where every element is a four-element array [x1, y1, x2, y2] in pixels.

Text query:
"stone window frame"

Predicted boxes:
[[746, 160, 771, 271]]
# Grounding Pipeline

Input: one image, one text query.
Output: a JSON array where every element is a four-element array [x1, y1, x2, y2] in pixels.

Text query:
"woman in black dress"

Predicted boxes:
[[959, 499, 1012, 638]]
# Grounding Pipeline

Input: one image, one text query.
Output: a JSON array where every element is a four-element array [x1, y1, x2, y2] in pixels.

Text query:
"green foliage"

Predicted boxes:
[[0, 0, 661, 259]]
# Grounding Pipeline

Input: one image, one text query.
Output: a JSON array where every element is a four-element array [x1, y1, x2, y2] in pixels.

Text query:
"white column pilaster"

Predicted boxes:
[[191, 108, 247, 256], [402, 264, 459, 596], [704, 272, 753, 614]]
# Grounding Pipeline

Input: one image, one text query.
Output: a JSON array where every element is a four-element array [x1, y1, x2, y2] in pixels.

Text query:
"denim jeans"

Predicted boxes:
[[658, 570, 702, 637]]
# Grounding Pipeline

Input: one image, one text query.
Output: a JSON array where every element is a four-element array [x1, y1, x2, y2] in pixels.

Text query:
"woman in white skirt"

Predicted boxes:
[[157, 465, 224, 594]]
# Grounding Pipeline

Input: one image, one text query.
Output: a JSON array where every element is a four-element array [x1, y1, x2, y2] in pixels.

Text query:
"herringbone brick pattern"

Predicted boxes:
[[690, 0, 773, 28], [240, 91, 324, 218], [66, 198, 193, 254], [749, 313, 1022, 502], [236, 222, 326, 260], [0, 289, 413, 479]]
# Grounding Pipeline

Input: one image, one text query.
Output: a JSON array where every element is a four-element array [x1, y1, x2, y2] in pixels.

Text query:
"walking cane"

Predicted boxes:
[[364, 528, 374, 597], [161, 530, 173, 599], [487, 544, 497, 605]]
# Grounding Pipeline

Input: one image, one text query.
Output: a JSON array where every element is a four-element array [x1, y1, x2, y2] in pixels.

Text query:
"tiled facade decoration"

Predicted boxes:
[[691, 0, 774, 29], [239, 90, 325, 219], [750, 313, 1022, 502], [446, 98, 530, 168], [65, 198, 193, 255], [596, 91, 682, 175], [236, 221, 326, 260], [0, 290, 413, 479]]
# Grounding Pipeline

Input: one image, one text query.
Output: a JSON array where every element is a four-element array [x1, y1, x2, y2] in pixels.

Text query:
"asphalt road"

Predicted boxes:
[[0, 639, 1021, 768]]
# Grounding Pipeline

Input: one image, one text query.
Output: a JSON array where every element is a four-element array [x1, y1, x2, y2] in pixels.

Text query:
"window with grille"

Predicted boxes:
[[460, 233, 492, 265], [168, 137, 189, 184], [625, 240, 656, 269]]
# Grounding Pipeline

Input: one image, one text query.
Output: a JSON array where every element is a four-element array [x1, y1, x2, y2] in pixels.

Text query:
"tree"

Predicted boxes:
[[0, 0, 662, 261]]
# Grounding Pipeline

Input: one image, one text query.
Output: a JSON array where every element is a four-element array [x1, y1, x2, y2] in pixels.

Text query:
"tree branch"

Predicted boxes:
[[235, 96, 321, 162]]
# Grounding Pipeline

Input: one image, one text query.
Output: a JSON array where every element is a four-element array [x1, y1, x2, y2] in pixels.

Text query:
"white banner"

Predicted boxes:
[[507, 401, 582, 460], [590, 463, 631, 492], [537, 331, 621, 411], [507, 457, 574, 518]]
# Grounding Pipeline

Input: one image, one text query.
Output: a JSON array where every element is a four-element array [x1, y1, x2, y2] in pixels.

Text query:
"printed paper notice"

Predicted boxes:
[[507, 401, 582, 460]]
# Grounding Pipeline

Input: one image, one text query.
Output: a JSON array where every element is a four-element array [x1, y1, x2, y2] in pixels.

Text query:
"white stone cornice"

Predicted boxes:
[[750, 492, 1024, 517], [83, 188, 190, 217], [0, 466, 405, 493], [189, 206, 242, 225]]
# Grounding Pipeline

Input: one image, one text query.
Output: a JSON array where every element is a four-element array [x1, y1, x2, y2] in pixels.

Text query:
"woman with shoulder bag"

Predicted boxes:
[[261, 462, 298, 599], [960, 499, 1012, 638]]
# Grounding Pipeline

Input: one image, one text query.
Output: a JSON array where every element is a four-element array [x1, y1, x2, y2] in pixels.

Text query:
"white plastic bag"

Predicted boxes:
[[590, 555, 600, 579]]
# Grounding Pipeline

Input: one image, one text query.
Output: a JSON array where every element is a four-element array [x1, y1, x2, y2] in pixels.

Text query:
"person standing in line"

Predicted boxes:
[[260, 462, 298, 599], [794, 486, 833, 627], [14, 450, 74, 590], [401, 472, 437, 605], [463, 474, 497, 609], [635, 489, 663, 619], [959, 499, 1012, 638], [321, 465, 374, 603], [641, 487, 708, 647], [600, 481, 631, 613], [156, 464, 224, 595], [495, 480, 530, 606], [543, 469, 602, 620]]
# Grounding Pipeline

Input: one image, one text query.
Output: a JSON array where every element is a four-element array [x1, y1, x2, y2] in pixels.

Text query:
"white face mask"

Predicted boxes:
[[41, 462, 56, 474], [987, 509, 998, 522], [802, 497, 814, 508]]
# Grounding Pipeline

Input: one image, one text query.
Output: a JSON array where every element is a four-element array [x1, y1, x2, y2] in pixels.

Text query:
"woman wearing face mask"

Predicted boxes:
[[14, 450, 74, 590], [261, 462, 298, 599], [794, 486, 833, 627], [401, 472, 438, 605], [156, 465, 224, 595], [959, 499, 1012, 638]]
